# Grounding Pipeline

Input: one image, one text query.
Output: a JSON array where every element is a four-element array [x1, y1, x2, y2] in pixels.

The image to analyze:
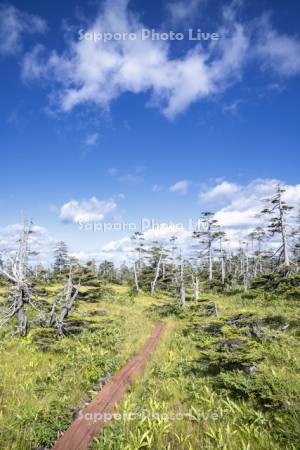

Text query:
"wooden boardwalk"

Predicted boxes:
[[52, 323, 166, 450]]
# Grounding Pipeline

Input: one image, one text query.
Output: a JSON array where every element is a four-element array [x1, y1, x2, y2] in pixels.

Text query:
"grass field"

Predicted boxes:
[[0, 282, 299, 449]]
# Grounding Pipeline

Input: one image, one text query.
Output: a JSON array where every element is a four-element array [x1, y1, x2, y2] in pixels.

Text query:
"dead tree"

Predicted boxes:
[[150, 244, 164, 295], [49, 266, 81, 336], [243, 249, 249, 292], [169, 236, 179, 289], [133, 261, 140, 292], [0, 221, 35, 336], [151, 252, 162, 294], [179, 250, 186, 308], [248, 227, 266, 276], [130, 232, 145, 293], [192, 272, 200, 301], [292, 209, 300, 271], [262, 184, 293, 268], [216, 233, 227, 284], [193, 213, 224, 283]]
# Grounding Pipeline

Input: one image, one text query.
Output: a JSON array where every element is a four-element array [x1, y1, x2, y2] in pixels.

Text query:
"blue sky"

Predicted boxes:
[[0, 0, 300, 264]]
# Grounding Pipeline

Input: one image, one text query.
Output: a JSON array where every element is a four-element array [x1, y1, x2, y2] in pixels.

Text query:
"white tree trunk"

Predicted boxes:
[[133, 262, 140, 292], [221, 255, 225, 283], [208, 241, 213, 282], [278, 187, 290, 267], [179, 257, 186, 308], [192, 274, 200, 301], [56, 268, 81, 336], [0, 220, 31, 336], [151, 252, 162, 295], [243, 252, 249, 292]]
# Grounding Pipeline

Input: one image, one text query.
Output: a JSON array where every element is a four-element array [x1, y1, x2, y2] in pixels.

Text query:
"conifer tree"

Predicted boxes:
[[54, 241, 69, 272], [261, 184, 293, 267]]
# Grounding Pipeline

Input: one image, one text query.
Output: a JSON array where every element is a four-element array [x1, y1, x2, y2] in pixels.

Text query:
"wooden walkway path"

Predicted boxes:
[[52, 323, 166, 450]]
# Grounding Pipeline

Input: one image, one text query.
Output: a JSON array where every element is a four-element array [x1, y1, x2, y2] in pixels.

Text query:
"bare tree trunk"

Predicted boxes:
[[48, 297, 60, 326], [221, 255, 225, 283], [57, 305, 69, 336], [55, 268, 81, 336], [240, 253, 244, 276], [17, 290, 27, 336], [278, 187, 290, 267], [133, 262, 140, 292], [219, 240, 226, 283], [228, 256, 232, 274], [179, 257, 186, 308], [243, 252, 249, 292], [192, 274, 200, 301], [208, 241, 213, 282], [253, 256, 258, 277], [0, 221, 32, 336], [151, 252, 162, 295]]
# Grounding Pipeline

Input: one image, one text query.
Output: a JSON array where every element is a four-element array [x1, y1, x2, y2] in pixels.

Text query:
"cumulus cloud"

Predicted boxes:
[[94, 179, 300, 264], [59, 196, 117, 223], [283, 184, 300, 203], [102, 236, 132, 252], [143, 224, 190, 243], [211, 179, 300, 229], [19, 0, 300, 118], [200, 181, 240, 203], [0, 223, 55, 266], [95, 178, 300, 264], [97, 226, 193, 266], [0, 4, 47, 56], [21, 0, 250, 118], [169, 180, 190, 195]]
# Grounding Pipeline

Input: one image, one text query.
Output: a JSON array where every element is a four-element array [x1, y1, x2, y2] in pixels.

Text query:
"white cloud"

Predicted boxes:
[[255, 16, 300, 76], [143, 225, 190, 243], [2, 180, 299, 267], [0, 4, 46, 56], [210, 178, 300, 229], [152, 184, 164, 192], [215, 207, 260, 228], [169, 179, 190, 195], [108, 166, 144, 184], [283, 184, 300, 203], [21, 43, 46, 78], [84, 132, 99, 146], [13, 1, 300, 118], [21, 0, 250, 118], [222, 99, 242, 116], [59, 196, 117, 223], [0, 223, 55, 266], [97, 226, 193, 266], [95, 179, 300, 264], [117, 173, 144, 185], [102, 236, 132, 252], [20, 1, 300, 118], [166, 0, 203, 24], [200, 181, 240, 203]]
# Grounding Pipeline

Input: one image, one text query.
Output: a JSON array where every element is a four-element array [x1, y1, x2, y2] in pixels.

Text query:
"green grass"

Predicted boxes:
[[0, 283, 153, 449], [0, 282, 299, 449], [93, 290, 300, 450]]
